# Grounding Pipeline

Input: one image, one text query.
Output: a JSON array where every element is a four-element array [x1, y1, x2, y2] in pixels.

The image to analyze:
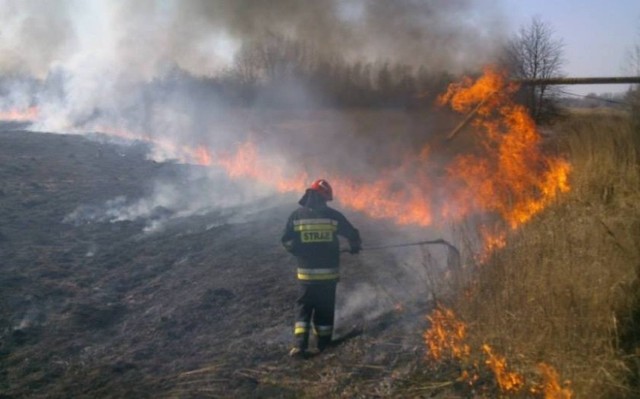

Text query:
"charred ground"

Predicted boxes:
[[0, 128, 451, 398]]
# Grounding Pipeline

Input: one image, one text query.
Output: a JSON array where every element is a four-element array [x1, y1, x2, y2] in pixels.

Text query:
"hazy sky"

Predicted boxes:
[[504, 0, 640, 95]]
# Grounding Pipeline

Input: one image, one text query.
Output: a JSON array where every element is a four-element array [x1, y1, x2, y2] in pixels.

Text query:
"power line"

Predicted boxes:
[[556, 89, 630, 106], [517, 76, 640, 85]]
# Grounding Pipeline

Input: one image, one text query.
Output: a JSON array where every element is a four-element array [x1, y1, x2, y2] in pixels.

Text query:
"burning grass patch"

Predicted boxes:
[[423, 112, 640, 398]]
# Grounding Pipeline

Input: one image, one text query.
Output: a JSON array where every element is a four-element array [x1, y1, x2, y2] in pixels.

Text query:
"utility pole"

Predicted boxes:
[[516, 76, 640, 85]]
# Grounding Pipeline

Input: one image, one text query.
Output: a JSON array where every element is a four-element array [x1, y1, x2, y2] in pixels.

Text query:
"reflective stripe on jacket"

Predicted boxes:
[[294, 219, 338, 243], [297, 267, 340, 281]]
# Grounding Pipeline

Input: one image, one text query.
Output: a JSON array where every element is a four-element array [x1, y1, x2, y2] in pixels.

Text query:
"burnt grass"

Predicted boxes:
[[0, 129, 460, 398]]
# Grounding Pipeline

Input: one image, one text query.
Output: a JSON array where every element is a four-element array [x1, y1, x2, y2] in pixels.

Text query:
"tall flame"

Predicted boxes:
[[200, 66, 570, 237], [439, 67, 570, 228], [2, 67, 571, 251]]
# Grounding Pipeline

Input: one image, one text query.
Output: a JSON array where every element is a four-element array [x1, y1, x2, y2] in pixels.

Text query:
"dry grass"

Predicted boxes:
[[446, 112, 640, 397]]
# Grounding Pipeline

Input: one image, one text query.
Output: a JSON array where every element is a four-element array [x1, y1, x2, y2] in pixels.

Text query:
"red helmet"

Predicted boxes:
[[310, 179, 333, 201]]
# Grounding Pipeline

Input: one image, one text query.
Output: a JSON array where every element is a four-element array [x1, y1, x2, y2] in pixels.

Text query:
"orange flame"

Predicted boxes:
[[0, 68, 570, 242], [215, 141, 308, 192], [482, 344, 525, 393], [475, 225, 507, 263], [424, 306, 573, 397], [439, 67, 571, 229], [194, 146, 212, 166], [333, 176, 433, 226], [202, 67, 570, 254], [424, 305, 470, 361], [210, 142, 435, 225], [0, 106, 38, 121], [82, 66, 569, 257], [534, 363, 573, 399]]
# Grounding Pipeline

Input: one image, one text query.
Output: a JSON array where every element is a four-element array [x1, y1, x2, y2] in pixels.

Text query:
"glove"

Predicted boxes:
[[349, 235, 362, 254], [349, 245, 361, 255]]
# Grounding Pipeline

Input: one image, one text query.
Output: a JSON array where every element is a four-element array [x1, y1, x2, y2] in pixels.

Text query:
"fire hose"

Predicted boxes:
[[342, 238, 461, 307], [366, 238, 459, 253], [342, 238, 459, 255], [344, 237, 462, 287]]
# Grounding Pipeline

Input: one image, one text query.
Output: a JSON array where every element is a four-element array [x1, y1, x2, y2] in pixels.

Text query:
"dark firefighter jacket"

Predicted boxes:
[[281, 189, 361, 283]]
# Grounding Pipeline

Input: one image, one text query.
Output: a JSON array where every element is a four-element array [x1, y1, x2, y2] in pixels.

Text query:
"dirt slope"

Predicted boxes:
[[0, 129, 447, 398]]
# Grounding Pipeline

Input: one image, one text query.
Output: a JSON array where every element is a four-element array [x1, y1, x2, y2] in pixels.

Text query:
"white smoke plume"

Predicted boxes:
[[0, 0, 505, 130], [0, 1, 508, 197], [5, 1, 497, 286], [1, 1, 505, 77], [0, 0, 513, 236]]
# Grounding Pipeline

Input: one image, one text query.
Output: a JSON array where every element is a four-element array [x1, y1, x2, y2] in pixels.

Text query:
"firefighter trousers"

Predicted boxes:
[[293, 282, 336, 351]]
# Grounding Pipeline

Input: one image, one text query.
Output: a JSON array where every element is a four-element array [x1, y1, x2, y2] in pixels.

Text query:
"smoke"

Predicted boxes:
[[335, 223, 458, 328], [0, 1, 76, 77], [2, 0, 508, 243], [0, 0, 505, 116], [0, 0, 508, 155], [62, 167, 282, 233], [1, 1, 504, 76]]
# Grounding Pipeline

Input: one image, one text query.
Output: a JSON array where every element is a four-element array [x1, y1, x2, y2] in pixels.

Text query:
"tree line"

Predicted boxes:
[[171, 20, 567, 120], [164, 33, 454, 109]]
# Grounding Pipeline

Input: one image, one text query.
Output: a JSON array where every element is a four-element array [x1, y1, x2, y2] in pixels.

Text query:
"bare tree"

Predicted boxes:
[[502, 17, 564, 123], [627, 44, 640, 77], [225, 33, 454, 108], [625, 24, 640, 76], [625, 25, 640, 154]]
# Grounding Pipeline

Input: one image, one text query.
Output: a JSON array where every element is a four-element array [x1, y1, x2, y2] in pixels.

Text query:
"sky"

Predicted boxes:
[[503, 0, 640, 95]]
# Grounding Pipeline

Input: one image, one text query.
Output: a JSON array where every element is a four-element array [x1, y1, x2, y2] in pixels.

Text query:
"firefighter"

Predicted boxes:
[[281, 179, 361, 358]]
